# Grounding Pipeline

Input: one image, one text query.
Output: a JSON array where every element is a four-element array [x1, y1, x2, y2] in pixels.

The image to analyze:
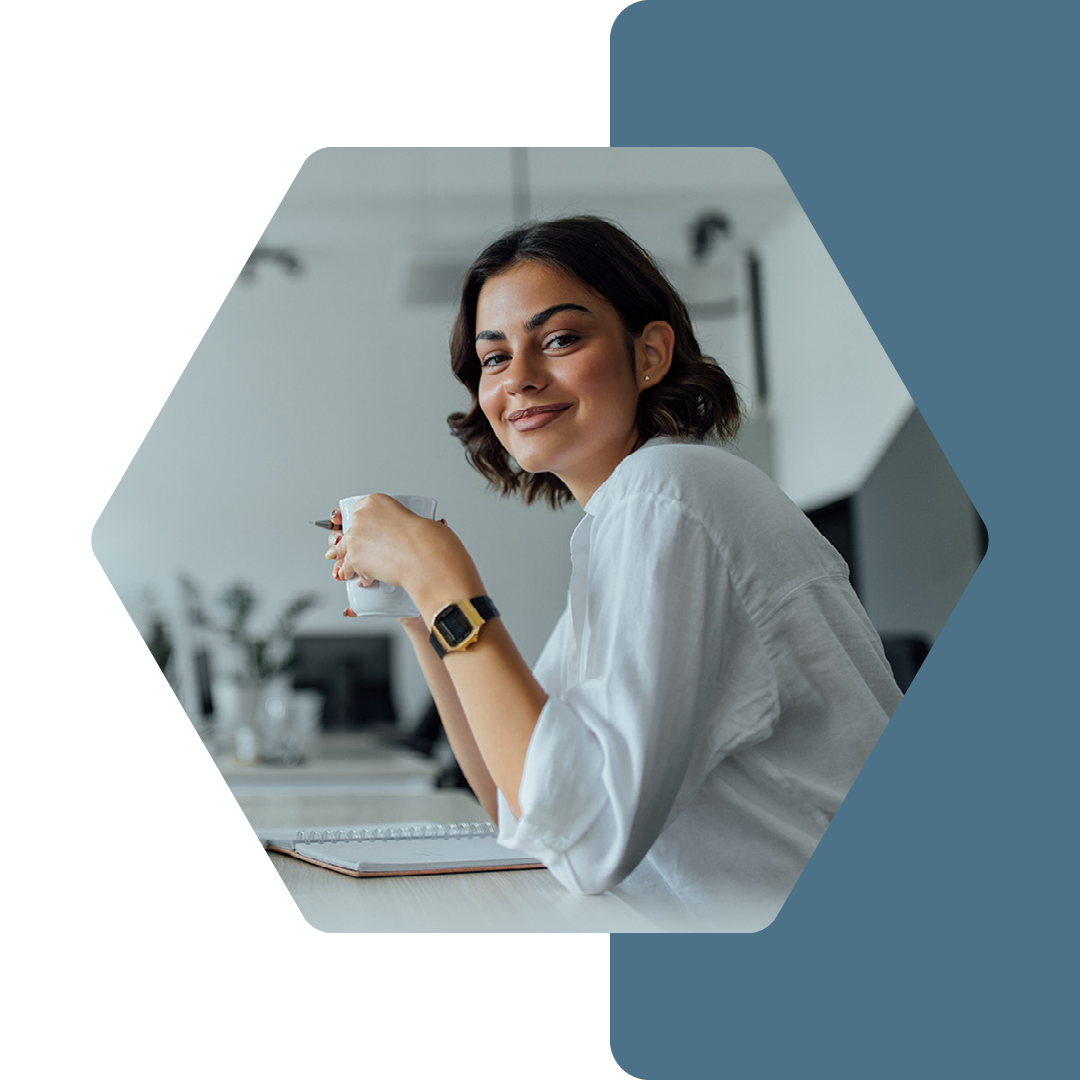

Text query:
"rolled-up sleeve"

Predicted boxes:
[[497, 493, 776, 894]]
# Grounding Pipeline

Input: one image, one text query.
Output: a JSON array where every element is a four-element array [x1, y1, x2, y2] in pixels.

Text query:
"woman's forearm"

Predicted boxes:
[[438, 620, 546, 818], [400, 620, 500, 821], [335, 507, 543, 817], [409, 566, 546, 818]]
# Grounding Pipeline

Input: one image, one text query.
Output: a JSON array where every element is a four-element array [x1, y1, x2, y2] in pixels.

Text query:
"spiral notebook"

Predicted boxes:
[[257, 820, 545, 877]]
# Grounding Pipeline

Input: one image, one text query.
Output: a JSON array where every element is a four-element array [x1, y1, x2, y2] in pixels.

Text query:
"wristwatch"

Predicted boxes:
[[429, 595, 500, 658]]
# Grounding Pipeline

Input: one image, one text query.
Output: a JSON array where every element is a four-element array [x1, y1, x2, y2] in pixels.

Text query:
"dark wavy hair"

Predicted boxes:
[[448, 215, 742, 508]]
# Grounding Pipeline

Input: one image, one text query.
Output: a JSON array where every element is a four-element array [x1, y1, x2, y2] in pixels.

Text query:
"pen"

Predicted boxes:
[[310, 519, 340, 531]]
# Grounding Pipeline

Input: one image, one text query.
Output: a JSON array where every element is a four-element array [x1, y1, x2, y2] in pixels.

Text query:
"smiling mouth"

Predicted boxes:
[[507, 404, 571, 422]]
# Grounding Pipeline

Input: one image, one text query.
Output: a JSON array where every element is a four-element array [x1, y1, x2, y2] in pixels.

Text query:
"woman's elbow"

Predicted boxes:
[[550, 847, 646, 896]]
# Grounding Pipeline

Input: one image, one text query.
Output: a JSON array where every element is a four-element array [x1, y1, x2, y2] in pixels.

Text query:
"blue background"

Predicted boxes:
[[610, 2, 1077, 1076]]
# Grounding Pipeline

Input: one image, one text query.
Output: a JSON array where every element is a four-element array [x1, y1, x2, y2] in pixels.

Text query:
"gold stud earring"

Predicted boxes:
[[644, 374, 651, 383]]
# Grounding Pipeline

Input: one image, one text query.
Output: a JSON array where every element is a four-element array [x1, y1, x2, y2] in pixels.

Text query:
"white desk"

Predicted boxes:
[[215, 730, 442, 794], [235, 789, 660, 933]]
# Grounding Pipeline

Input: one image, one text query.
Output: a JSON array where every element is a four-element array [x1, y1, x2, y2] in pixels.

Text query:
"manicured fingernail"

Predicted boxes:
[[342, 607, 357, 618], [324, 550, 336, 560]]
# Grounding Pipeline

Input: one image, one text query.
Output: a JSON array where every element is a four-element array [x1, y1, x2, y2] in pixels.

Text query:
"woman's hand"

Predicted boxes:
[[323, 504, 375, 588], [328, 496, 484, 624], [331, 494, 428, 593]]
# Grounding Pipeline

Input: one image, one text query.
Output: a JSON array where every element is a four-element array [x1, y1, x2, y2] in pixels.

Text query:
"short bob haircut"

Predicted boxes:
[[448, 215, 742, 508]]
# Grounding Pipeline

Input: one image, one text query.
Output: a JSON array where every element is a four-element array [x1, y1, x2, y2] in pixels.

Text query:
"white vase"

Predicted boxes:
[[233, 721, 259, 765], [211, 677, 260, 761], [255, 677, 292, 763]]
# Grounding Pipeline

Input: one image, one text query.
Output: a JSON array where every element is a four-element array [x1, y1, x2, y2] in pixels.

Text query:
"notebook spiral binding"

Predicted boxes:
[[295, 821, 497, 844]]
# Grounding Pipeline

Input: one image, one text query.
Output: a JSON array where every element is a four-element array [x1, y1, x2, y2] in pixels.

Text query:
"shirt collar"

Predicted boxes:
[[581, 436, 684, 516]]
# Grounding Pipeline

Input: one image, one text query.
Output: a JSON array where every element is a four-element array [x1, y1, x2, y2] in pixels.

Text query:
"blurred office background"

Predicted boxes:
[[92, 148, 982, 769]]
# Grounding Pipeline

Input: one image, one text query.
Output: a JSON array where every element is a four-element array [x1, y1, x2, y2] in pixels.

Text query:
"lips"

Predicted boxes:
[[506, 404, 571, 422], [506, 403, 572, 431]]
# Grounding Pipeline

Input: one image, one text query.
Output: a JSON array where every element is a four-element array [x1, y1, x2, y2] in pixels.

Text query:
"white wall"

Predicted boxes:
[[757, 203, 912, 509]]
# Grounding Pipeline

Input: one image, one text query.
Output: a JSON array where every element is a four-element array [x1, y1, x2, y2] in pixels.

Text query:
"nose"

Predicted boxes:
[[503, 347, 548, 396]]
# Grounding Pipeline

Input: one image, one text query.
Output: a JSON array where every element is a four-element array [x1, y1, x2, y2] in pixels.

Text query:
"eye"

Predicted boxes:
[[544, 332, 580, 350], [479, 351, 510, 371]]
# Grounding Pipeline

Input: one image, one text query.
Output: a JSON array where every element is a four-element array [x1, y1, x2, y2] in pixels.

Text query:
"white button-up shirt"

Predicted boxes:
[[496, 438, 901, 931]]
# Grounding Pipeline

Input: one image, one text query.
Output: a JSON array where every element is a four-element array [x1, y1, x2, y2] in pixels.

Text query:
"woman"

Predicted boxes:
[[329, 216, 901, 931]]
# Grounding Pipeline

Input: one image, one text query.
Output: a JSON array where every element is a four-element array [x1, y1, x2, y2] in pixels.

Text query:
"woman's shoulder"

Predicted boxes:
[[591, 437, 848, 584], [593, 437, 779, 519]]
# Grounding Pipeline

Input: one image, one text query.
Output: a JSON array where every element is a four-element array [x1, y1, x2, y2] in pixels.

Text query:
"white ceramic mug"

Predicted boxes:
[[338, 494, 438, 617]]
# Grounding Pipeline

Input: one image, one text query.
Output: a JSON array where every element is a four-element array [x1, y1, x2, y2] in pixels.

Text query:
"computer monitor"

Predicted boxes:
[[289, 634, 396, 730]]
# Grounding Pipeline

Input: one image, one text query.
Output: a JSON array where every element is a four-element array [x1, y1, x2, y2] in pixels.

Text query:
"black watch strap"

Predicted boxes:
[[468, 594, 500, 620], [429, 595, 500, 659]]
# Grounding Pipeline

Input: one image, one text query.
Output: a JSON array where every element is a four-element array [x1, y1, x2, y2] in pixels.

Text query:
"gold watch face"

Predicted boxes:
[[434, 604, 478, 648]]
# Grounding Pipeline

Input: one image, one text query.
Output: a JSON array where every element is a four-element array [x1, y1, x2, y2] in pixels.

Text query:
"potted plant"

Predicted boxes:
[[179, 575, 318, 759], [215, 581, 318, 684]]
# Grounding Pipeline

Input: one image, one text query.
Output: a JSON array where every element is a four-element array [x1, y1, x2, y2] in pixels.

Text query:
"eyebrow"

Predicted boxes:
[[475, 303, 594, 343]]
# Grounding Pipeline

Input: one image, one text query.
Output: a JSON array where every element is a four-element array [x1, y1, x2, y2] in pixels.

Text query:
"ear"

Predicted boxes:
[[636, 321, 675, 390]]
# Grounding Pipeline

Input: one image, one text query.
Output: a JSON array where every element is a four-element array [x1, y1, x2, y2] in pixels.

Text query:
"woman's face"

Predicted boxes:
[[475, 260, 645, 505]]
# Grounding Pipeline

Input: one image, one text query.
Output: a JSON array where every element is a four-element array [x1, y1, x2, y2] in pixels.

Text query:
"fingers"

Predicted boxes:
[[330, 547, 371, 586], [325, 502, 413, 589], [327, 506, 367, 583], [324, 511, 349, 580], [329, 541, 353, 582], [327, 530, 349, 580], [326, 519, 343, 570]]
